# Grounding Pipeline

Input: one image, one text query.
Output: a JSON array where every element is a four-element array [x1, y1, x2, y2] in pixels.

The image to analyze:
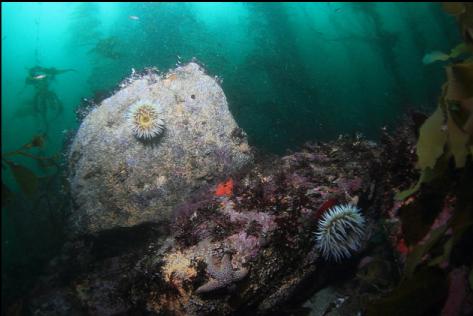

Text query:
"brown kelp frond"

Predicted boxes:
[[369, 4, 473, 315], [2, 134, 59, 203]]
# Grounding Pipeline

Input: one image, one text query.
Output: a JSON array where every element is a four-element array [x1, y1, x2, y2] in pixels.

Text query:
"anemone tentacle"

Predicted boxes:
[[314, 203, 365, 262], [126, 101, 165, 140]]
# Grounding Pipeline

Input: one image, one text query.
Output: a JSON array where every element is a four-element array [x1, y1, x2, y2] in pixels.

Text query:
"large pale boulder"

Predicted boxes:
[[68, 63, 252, 235]]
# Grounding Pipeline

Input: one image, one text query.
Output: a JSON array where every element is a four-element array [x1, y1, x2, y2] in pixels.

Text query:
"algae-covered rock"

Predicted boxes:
[[28, 138, 380, 315], [68, 63, 252, 235]]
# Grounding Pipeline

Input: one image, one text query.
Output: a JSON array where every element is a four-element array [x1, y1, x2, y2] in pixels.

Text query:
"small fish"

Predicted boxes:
[[33, 74, 47, 80], [334, 7, 343, 13], [128, 15, 139, 20]]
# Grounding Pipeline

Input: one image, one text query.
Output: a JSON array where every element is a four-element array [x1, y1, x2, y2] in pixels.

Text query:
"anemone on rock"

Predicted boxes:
[[314, 203, 365, 262], [126, 101, 165, 140]]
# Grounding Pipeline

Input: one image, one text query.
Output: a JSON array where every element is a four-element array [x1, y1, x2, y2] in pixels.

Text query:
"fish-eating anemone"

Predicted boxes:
[[314, 203, 365, 262], [126, 101, 165, 140]]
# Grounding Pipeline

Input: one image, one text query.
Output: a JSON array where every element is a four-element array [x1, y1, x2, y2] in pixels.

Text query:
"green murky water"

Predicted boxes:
[[1, 2, 462, 310]]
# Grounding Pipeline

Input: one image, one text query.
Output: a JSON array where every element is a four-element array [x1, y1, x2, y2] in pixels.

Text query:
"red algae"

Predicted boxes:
[[314, 198, 338, 220], [215, 178, 234, 197]]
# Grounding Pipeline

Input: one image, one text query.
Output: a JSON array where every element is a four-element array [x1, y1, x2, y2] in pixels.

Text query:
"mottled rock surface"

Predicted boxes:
[[28, 138, 383, 315], [68, 63, 252, 235]]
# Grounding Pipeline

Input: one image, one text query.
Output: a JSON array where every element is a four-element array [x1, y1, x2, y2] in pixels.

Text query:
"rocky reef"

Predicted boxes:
[[26, 10, 473, 308], [68, 63, 252, 235], [27, 136, 381, 315], [22, 116, 472, 315]]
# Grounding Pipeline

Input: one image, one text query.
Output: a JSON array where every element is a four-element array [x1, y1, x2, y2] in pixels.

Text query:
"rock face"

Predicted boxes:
[[68, 63, 252, 235], [28, 138, 382, 315]]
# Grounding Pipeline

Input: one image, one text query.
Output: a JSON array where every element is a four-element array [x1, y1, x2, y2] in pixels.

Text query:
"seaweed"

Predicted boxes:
[[367, 267, 448, 316], [397, 3, 473, 201], [369, 5, 473, 314], [16, 66, 76, 134], [2, 182, 14, 208], [88, 36, 123, 60], [2, 134, 72, 310], [1, 134, 59, 202]]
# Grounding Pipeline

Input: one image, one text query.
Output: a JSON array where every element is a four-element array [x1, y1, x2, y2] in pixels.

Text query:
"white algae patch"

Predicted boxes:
[[68, 63, 252, 235]]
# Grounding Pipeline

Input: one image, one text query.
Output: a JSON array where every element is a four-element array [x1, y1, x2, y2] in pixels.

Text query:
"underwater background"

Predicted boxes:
[[1, 2, 464, 311]]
